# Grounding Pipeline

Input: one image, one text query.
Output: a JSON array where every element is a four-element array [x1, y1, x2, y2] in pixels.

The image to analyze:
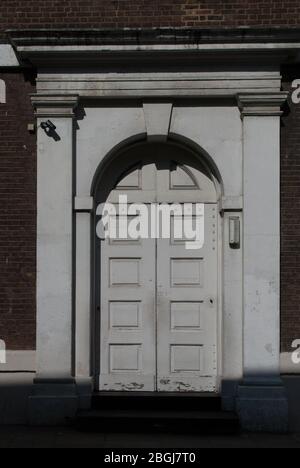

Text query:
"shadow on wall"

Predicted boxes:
[[0, 374, 35, 425], [282, 376, 300, 433], [0, 375, 299, 431]]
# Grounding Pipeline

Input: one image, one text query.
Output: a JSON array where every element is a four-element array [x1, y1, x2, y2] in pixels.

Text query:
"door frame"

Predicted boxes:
[[92, 139, 224, 393]]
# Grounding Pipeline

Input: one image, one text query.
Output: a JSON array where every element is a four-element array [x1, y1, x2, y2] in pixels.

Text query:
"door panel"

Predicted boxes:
[[156, 204, 218, 392]]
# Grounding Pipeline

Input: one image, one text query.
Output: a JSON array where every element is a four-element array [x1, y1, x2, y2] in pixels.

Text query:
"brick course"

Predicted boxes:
[[0, 0, 300, 37], [0, 72, 36, 350]]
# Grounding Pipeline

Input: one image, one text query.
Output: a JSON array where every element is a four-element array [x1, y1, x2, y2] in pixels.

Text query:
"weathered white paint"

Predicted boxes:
[[31, 95, 78, 380], [237, 92, 289, 432], [240, 100, 285, 381], [98, 154, 219, 392], [28, 96, 79, 425], [157, 205, 218, 392], [100, 236, 156, 391], [36, 71, 281, 98]]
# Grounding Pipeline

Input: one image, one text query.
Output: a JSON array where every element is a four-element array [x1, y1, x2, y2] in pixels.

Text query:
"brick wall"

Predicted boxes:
[[0, 72, 36, 350], [281, 67, 300, 353], [0, 0, 300, 37]]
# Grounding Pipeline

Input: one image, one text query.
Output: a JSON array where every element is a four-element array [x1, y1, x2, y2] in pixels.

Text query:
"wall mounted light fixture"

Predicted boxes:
[[40, 120, 60, 142], [41, 120, 56, 133]]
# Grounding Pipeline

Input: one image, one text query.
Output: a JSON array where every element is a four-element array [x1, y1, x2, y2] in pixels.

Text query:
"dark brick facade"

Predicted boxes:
[[281, 68, 300, 353], [0, 0, 300, 37], [0, 72, 36, 350]]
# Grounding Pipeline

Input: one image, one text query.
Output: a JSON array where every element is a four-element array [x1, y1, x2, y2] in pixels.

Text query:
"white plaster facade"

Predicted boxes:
[[4, 30, 300, 430]]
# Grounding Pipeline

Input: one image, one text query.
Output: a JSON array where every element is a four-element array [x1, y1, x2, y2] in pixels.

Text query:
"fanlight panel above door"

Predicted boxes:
[[100, 143, 218, 204]]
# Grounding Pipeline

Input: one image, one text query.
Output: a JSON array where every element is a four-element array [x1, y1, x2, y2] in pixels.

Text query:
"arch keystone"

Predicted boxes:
[[143, 102, 173, 142]]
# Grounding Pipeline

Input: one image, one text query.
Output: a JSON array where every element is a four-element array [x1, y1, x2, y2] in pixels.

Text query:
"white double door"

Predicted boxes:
[[99, 157, 218, 392]]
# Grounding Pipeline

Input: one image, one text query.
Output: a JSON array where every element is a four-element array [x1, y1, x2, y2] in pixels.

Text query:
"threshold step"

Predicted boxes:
[[92, 392, 222, 412], [75, 409, 240, 435]]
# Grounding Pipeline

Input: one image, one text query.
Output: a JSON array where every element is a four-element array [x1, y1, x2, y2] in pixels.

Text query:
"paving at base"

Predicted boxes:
[[0, 427, 300, 448]]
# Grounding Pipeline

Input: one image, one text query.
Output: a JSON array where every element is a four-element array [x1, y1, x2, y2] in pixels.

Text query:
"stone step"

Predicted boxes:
[[92, 392, 222, 412], [76, 409, 240, 435]]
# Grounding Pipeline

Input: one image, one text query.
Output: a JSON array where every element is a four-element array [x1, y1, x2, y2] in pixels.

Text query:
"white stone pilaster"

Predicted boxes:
[[237, 92, 289, 432], [29, 94, 79, 424]]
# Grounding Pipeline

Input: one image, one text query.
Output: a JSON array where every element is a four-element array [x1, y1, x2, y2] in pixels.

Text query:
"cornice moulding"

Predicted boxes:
[[6, 27, 300, 67], [31, 94, 79, 118], [237, 92, 289, 117]]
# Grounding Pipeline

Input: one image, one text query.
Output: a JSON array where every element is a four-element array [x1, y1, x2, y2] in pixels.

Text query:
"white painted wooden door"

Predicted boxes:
[[156, 205, 218, 392], [100, 230, 156, 391], [99, 147, 218, 392], [99, 161, 157, 392]]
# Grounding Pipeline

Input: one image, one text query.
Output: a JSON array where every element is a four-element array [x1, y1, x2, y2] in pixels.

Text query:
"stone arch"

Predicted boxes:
[[91, 134, 224, 200]]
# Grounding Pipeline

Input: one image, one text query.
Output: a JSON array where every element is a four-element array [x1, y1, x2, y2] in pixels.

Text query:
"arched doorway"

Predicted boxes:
[[94, 141, 221, 393]]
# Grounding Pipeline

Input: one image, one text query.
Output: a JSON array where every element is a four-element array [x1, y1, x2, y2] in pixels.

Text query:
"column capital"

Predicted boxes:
[[237, 92, 289, 118], [31, 94, 79, 118]]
